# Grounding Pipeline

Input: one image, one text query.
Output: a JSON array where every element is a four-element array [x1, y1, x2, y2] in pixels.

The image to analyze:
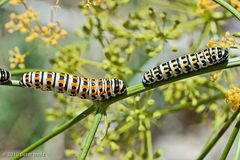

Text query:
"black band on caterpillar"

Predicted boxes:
[[142, 47, 229, 85], [19, 71, 127, 101], [0, 69, 11, 84]]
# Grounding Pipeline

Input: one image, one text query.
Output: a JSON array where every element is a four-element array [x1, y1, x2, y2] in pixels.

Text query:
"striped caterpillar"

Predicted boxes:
[[0, 69, 11, 84], [142, 47, 229, 85], [19, 72, 127, 100]]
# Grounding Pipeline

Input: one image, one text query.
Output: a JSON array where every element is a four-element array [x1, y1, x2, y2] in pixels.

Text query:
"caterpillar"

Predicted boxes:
[[0, 69, 11, 84], [142, 47, 229, 85], [19, 72, 126, 101]]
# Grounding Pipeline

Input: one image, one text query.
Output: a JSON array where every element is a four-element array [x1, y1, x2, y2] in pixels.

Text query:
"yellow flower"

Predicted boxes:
[[207, 38, 216, 48], [210, 70, 223, 82], [9, 0, 25, 6], [5, 4, 67, 46], [60, 29, 68, 36], [197, 0, 217, 14], [225, 31, 230, 36], [207, 31, 240, 49], [230, 0, 240, 12], [25, 32, 39, 42], [40, 23, 68, 45], [8, 47, 26, 69], [226, 85, 240, 110], [41, 26, 49, 35]]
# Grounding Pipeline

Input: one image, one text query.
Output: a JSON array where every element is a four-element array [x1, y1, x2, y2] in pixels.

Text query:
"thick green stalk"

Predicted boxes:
[[79, 107, 105, 160], [197, 108, 240, 160], [11, 105, 96, 160], [220, 118, 240, 160], [0, 0, 9, 7], [213, 0, 240, 21]]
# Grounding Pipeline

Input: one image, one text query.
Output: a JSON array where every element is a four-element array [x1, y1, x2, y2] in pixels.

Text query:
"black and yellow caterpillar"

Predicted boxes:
[[142, 47, 229, 85]]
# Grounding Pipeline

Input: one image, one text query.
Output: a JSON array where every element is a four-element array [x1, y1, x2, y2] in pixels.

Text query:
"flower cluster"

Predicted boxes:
[[207, 32, 240, 48], [5, 8, 39, 34], [50, 43, 86, 73], [80, 0, 103, 9], [230, 0, 240, 12], [161, 77, 208, 105], [29, 23, 68, 45], [8, 47, 26, 69], [5, 2, 68, 46], [226, 85, 240, 110], [210, 70, 223, 82], [197, 0, 218, 14], [9, 0, 25, 6]]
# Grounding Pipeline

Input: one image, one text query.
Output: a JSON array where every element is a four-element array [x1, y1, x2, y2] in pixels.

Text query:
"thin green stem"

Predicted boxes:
[[79, 107, 105, 160], [220, 118, 240, 160], [117, 121, 135, 134], [80, 58, 103, 68], [11, 105, 96, 160], [148, 0, 197, 15], [145, 118, 153, 160], [197, 108, 240, 160], [190, 22, 210, 54], [0, 0, 9, 7], [234, 133, 240, 160], [213, 0, 240, 21]]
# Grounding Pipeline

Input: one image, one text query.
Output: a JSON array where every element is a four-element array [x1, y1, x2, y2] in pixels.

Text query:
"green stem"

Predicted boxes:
[[0, 0, 9, 7], [234, 133, 240, 160], [197, 108, 240, 160], [145, 118, 153, 160], [11, 105, 96, 160], [79, 107, 105, 160], [220, 118, 240, 160], [213, 0, 240, 21]]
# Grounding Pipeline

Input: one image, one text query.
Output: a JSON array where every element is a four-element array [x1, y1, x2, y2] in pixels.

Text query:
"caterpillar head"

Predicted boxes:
[[216, 47, 229, 62], [222, 48, 229, 60]]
